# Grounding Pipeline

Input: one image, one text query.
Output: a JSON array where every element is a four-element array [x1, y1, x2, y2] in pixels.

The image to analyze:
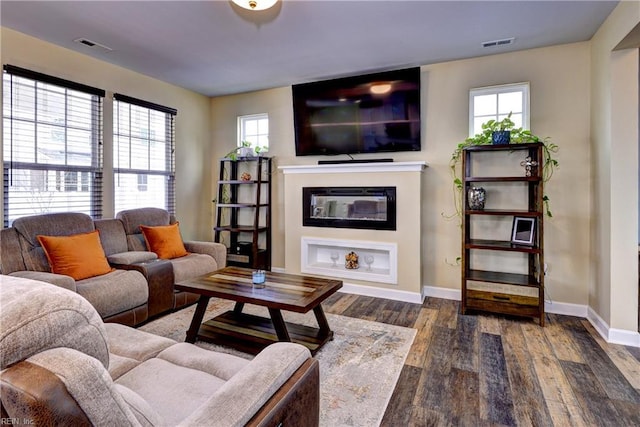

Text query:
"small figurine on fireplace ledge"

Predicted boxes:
[[345, 251, 359, 269]]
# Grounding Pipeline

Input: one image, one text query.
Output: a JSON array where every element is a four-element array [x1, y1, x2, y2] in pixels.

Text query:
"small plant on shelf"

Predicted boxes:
[[447, 114, 559, 221]]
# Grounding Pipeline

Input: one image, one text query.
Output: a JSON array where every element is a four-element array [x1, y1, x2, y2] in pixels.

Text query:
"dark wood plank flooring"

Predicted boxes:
[[322, 293, 640, 427]]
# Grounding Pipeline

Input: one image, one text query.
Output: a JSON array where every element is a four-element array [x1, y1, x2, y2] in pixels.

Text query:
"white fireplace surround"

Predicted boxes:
[[280, 161, 426, 304]]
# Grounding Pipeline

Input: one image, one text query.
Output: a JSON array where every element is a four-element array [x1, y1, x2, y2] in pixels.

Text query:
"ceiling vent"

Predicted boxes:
[[73, 38, 113, 52], [481, 37, 515, 48]]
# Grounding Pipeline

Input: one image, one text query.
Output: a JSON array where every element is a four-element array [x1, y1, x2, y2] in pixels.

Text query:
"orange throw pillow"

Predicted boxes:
[[140, 222, 188, 260], [37, 230, 113, 281]]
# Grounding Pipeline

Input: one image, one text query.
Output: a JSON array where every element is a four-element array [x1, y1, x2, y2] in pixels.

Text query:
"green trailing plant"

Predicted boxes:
[[447, 115, 559, 221], [224, 141, 268, 160]]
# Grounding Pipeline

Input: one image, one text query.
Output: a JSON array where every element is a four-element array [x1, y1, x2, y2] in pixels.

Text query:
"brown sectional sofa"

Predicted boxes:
[[0, 208, 226, 325], [0, 275, 320, 426]]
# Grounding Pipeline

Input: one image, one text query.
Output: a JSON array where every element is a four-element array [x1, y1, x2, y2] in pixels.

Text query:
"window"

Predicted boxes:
[[238, 113, 269, 151], [469, 83, 529, 136], [2, 65, 104, 226], [113, 94, 176, 214]]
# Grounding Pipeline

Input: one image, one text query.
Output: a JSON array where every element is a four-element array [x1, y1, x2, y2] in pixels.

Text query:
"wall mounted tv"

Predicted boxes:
[[292, 67, 421, 157]]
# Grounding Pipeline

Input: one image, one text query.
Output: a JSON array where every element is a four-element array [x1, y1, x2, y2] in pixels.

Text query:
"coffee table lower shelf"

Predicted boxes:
[[196, 310, 333, 355]]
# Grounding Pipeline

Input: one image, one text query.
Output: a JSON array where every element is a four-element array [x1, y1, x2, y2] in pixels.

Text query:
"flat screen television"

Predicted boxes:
[[292, 67, 421, 157]]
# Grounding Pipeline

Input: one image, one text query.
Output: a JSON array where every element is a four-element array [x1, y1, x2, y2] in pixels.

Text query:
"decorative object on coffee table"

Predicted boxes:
[[345, 251, 359, 269], [252, 269, 266, 287]]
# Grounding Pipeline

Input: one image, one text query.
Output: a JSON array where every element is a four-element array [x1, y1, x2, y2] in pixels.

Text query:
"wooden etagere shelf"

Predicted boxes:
[[214, 156, 272, 270], [460, 142, 545, 325]]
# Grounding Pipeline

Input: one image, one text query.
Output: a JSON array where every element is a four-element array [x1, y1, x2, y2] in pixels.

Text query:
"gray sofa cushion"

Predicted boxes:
[[12, 212, 95, 272], [157, 343, 248, 381], [8, 270, 76, 291], [116, 357, 227, 426], [114, 384, 163, 427], [76, 270, 148, 318], [179, 342, 312, 427], [117, 208, 172, 252], [171, 253, 218, 282], [94, 218, 129, 255], [109, 353, 141, 380], [104, 323, 175, 363], [0, 276, 109, 370]]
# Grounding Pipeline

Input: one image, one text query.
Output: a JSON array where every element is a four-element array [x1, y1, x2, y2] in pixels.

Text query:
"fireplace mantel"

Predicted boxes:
[[279, 161, 427, 175]]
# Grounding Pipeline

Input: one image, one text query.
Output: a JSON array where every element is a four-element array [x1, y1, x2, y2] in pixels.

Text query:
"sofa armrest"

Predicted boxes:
[[8, 271, 76, 292], [183, 241, 226, 268], [178, 343, 313, 427], [107, 251, 157, 265]]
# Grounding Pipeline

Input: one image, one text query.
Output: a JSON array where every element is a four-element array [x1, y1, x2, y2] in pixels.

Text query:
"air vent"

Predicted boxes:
[[481, 37, 515, 48], [73, 38, 113, 52]]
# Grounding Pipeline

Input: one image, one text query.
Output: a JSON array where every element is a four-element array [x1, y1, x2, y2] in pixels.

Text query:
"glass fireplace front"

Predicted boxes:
[[302, 187, 396, 230]]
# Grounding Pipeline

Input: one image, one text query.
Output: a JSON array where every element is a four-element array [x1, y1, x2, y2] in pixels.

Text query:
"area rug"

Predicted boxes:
[[139, 299, 416, 426]]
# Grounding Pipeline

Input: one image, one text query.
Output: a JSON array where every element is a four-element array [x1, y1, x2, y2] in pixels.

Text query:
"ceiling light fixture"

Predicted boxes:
[[370, 83, 392, 95], [231, 0, 278, 10]]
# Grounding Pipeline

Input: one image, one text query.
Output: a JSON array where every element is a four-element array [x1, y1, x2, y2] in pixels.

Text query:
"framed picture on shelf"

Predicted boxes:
[[511, 217, 536, 246]]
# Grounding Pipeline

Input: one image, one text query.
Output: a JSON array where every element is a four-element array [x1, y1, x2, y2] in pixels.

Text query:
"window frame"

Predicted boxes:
[[237, 113, 269, 151], [2, 65, 105, 226], [469, 82, 530, 137], [113, 93, 177, 215]]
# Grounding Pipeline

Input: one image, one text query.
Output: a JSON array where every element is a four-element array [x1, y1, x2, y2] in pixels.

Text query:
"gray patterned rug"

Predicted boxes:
[[139, 298, 416, 427]]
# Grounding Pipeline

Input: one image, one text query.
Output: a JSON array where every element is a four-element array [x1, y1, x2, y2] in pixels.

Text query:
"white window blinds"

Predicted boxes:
[[113, 94, 176, 215], [2, 65, 105, 226]]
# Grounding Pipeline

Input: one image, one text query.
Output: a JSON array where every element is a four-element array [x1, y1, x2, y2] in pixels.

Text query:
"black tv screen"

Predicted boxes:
[[292, 67, 421, 156]]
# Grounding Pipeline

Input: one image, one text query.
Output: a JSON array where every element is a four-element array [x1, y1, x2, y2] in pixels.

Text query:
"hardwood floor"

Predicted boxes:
[[322, 293, 640, 427]]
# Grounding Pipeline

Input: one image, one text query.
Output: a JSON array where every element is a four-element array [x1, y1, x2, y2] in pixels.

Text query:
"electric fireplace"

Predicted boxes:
[[302, 187, 396, 230]]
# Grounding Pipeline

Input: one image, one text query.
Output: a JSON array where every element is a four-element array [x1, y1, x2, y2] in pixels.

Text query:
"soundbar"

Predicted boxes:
[[318, 158, 394, 165]]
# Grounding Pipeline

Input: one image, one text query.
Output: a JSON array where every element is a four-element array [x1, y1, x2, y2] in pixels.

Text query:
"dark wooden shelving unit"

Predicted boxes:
[[461, 143, 545, 325], [214, 156, 272, 270]]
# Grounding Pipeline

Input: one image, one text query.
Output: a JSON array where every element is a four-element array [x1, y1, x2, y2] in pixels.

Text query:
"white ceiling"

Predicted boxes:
[[1, 1, 619, 97]]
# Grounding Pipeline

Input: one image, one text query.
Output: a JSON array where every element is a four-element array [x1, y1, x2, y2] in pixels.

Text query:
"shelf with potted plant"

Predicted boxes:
[[213, 145, 272, 270], [450, 114, 558, 326]]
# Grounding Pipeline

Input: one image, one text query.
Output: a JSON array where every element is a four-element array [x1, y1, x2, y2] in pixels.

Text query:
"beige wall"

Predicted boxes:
[[0, 28, 213, 240], [211, 42, 593, 309], [590, 1, 640, 332]]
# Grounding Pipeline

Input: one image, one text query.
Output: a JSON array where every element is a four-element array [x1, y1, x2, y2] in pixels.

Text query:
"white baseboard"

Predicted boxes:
[[422, 286, 639, 347], [587, 307, 640, 347], [422, 285, 460, 301], [339, 282, 423, 304], [544, 300, 588, 317]]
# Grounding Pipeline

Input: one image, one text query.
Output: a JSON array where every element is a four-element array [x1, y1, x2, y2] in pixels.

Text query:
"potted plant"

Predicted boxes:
[[489, 112, 515, 144], [238, 140, 255, 158], [448, 116, 559, 219], [223, 141, 254, 161]]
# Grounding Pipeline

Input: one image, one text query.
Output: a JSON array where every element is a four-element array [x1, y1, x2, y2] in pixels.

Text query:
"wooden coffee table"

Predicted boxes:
[[174, 266, 343, 355]]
